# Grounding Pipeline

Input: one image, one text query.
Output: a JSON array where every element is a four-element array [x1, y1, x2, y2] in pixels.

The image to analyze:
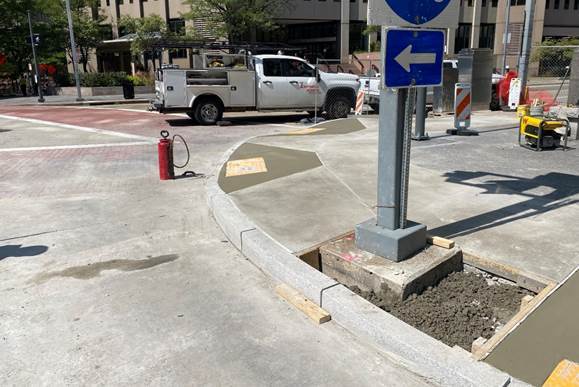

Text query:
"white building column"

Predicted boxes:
[[470, 0, 483, 48], [340, 0, 350, 63], [446, 28, 456, 55]]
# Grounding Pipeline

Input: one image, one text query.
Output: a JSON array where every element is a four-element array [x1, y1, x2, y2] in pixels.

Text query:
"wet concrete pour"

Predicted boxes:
[[351, 270, 532, 351]]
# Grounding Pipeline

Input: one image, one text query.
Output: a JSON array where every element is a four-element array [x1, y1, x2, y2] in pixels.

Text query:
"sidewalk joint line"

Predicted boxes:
[[239, 227, 257, 251]]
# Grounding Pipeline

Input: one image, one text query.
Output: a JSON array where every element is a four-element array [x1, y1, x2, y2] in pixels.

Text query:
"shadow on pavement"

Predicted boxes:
[[429, 171, 579, 239], [165, 113, 309, 128], [0, 244, 49, 261]]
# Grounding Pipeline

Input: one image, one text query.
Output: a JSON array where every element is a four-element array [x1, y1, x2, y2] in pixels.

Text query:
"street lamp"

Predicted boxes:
[[64, 0, 83, 101]]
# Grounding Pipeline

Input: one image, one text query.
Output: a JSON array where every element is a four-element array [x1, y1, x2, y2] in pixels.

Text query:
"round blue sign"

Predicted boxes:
[[385, 0, 452, 25]]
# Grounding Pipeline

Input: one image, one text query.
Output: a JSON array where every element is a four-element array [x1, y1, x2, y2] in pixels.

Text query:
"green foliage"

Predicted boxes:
[[46, 0, 106, 72], [362, 25, 380, 36], [119, 15, 169, 59], [0, 0, 64, 78], [79, 71, 128, 87], [0, 0, 105, 78], [126, 74, 153, 86], [532, 38, 579, 77], [182, 0, 286, 42]]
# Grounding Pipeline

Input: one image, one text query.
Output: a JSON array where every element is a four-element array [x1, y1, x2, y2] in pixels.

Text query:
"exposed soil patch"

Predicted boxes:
[[351, 271, 532, 350]]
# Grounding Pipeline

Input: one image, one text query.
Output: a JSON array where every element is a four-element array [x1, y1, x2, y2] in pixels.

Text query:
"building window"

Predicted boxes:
[[170, 49, 187, 59], [455, 23, 472, 54], [479, 23, 496, 49], [169, 18, 185, 35]]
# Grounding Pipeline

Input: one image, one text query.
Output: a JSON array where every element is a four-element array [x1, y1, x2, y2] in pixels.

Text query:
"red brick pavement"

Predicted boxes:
[[0, 106, 180, 138]]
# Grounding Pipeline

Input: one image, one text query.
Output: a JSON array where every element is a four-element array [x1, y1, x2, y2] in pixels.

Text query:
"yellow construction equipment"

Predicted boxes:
[[519, 115, 570, 151]]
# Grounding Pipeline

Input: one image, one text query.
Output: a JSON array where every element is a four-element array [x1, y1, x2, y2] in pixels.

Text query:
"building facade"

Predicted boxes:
[[91, 0, 579, 73]]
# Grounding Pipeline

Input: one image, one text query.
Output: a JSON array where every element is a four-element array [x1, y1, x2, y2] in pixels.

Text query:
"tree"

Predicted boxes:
[[0, 0, 105, 78], [48, 0, 106, 73], [182, 0, 286, 43], [119, 15, 169, 60], [0, 0, 62, 78]]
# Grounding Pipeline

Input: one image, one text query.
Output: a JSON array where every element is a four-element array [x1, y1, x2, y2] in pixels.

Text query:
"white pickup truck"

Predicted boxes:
[[151, 54, 361, 125]]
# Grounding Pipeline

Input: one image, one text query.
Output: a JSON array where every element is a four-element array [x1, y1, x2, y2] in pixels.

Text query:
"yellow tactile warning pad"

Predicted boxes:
[[543, 360, 579, 387], [225, 157, 268, 177]]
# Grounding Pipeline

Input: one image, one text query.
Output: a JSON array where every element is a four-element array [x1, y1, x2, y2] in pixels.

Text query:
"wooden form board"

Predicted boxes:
[[426, 235, 455, 249], [275, 284, 331, 325]]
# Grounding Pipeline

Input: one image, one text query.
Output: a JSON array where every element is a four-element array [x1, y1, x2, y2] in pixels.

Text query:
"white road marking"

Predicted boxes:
[[0, 114, 157, 142], [0, 142, 151, 153]]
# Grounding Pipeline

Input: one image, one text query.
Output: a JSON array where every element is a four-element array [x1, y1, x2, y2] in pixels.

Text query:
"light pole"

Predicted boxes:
[[27, 10, 45, 103], [64, 0, 83, 101], [502, 0, 512, 74]]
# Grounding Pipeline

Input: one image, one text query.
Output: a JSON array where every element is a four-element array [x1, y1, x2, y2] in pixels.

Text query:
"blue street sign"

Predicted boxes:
[[368, 0, 459, 32], [383, 28, 445, 89], [385, 0, 452, 26]]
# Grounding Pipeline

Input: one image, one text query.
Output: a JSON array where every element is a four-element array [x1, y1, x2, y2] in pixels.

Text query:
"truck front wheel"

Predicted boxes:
[[325, 95, 352, 120], [194, 98, 224, 125]]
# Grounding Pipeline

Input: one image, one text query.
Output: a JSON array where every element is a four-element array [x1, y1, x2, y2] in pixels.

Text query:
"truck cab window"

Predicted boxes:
[[283, 59, 314, 77], [263, 59, 283, 77]]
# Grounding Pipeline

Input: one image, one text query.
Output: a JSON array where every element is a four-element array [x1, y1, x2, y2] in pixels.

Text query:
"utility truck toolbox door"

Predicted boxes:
[[163, 70, 187, 108], [257, 58, 289, 108]]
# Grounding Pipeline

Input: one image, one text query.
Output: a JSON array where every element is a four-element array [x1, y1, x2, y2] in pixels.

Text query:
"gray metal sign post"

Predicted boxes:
[[357, 2, 457, 262], [356, 86, 427, 262]]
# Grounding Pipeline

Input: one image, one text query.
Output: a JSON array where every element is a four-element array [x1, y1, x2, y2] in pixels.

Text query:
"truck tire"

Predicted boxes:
[[325, 95, 352, 120], [369, 103, 380, 114], [194, 98, 224, 125]]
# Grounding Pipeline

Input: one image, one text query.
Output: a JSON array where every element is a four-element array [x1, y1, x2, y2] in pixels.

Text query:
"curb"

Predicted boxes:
[[205, 131, 526, 387]]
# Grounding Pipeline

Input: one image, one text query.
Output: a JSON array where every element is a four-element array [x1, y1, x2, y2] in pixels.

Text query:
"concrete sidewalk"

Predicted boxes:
[[217, 111, 579, 283]]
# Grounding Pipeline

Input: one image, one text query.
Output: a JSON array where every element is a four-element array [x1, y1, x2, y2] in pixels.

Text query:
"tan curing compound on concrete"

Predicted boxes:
[[486, 268, 579, 386], [218, 142, 322, 194]]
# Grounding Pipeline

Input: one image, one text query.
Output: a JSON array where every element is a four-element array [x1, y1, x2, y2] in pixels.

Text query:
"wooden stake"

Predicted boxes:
[[275, 284, 331, 325], [427, 235, 455, 249]]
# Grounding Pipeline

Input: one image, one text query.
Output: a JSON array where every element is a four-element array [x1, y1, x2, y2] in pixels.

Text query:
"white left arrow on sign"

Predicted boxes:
[[394, 45, 437, 72]]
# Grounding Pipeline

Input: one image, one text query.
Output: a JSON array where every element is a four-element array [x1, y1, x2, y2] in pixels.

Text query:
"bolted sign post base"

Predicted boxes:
[[356, 220, 427, 263]]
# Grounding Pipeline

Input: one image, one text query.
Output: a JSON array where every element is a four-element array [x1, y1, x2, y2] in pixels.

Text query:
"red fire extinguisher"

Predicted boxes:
[[158, 130, 175, 180]]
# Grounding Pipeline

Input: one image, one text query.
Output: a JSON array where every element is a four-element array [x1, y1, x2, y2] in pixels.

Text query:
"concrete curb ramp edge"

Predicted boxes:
[[205, 140, 523, 387]]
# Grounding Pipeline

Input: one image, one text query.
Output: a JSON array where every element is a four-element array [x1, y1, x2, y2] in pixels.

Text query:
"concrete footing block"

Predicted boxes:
[[321, 235, 463, 302], [242, 229, 337, 305], [322, 285, 514, 387]]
